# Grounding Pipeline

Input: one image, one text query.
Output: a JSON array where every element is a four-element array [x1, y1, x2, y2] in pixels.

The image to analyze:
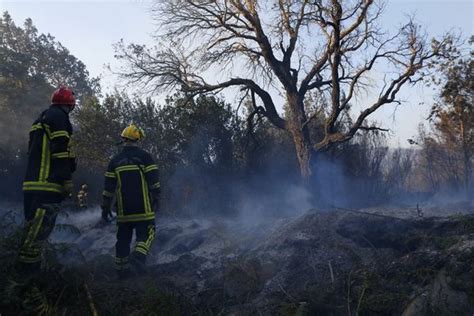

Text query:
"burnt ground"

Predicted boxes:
[[0, 203, 473, 315]]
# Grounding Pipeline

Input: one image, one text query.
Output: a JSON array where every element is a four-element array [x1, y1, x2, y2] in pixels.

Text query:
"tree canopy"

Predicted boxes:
[[420, 38, 473, 195]]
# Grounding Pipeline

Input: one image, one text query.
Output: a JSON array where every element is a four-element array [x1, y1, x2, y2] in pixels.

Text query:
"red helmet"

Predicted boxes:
[[51, 86, 76, 106]]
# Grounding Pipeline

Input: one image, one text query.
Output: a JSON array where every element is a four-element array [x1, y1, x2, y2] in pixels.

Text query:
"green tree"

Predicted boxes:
[[72, 94, 125, 170], [0, 11, 100, 111], [421, 38, 473, 196], [74, 92, 243, 174]]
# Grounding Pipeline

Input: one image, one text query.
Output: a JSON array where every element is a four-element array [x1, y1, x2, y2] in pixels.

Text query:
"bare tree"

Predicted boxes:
[[385, 147, 414, 197], [115, 0, 454, 178]]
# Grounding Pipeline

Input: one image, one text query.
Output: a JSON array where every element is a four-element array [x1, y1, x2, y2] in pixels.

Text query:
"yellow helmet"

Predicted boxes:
[[121, 124, 145, 141]]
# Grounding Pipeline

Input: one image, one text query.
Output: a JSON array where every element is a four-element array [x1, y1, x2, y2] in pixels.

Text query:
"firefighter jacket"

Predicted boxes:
[[23, 105, 76, 194], [102, 145, 160, 223]]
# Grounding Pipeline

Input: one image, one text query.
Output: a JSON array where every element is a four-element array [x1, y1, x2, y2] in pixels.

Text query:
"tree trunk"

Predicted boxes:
[[463, 148, 471, 200], [286, 93, 313, 179], [291, 127, 312, 178], [460, 111, 472, 200]]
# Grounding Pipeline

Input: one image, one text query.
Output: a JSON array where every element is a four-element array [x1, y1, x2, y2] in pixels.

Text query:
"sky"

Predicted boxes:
[[1, 0, 473, 147]]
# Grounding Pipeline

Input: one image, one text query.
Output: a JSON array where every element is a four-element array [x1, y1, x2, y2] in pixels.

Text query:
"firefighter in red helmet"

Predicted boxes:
[[17, 86, 77, 273]]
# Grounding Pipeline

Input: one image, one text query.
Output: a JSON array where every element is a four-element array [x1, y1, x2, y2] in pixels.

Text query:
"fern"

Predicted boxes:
[[23, 285, 56, 316]]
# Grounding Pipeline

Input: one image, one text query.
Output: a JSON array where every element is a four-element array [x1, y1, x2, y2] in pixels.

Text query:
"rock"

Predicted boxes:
[[430, 269, 471, 315], [402, 269, 473, 316]]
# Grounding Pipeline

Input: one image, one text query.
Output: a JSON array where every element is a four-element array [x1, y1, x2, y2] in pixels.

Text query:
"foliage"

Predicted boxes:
[[73, 92, 133, 171], [154, 94, 243, 175], [418, 37, 473, 196], [0, 10, 100, 122]]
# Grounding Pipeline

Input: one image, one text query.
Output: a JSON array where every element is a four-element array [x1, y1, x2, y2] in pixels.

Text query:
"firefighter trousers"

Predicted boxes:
[[18, 192, 63, 269], [115, 220, 155, 272]]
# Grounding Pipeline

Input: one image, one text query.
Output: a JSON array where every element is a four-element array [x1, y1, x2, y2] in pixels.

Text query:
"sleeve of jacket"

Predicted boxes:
[[47, 111, 73, 182], [143, 153, 160, 194], [103, 160, 117, 200]]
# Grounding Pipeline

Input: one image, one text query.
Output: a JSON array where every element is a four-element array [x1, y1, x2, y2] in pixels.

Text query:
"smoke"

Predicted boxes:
[[51, 206, 116, 261], [425, 189, 474, 207], [0, 104, 40, 148], [57, 207, 103, 229], [0, 106, 42, 201], [311, 155, 350, 209], [163, 140, 313, 225], [235, 183, 312, 227]]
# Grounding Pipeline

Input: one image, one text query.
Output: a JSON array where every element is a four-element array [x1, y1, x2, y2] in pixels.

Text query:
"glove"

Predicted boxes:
[[101, 198, 112, 221], [151, 192, 160, 213], [101, 205, 112, 222], [70, 157, 77, 173], [63, 180, 73, 197]]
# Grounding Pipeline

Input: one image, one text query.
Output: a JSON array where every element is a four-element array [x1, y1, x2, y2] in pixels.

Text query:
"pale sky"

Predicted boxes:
[[1, 0, 473, 147]]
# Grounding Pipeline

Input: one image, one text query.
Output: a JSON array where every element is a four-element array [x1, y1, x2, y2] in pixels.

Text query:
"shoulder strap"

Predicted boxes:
[[128, 154, 147, 178], [38, 109, 51, 141]]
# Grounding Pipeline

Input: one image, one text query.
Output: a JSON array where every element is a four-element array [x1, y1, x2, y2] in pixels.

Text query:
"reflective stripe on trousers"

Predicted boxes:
[[19, 202, 60, 265]]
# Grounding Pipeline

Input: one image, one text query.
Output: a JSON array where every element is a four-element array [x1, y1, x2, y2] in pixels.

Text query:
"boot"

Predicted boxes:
[[116, 268, 132, 280], [130, 252, 147, 275]]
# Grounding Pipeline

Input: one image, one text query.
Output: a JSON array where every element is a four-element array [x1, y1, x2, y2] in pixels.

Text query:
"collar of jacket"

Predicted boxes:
[[122, 144, 139, 152], [50, 104, 71, 115]]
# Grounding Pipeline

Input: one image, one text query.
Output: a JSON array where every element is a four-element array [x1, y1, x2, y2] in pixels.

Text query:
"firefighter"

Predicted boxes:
[[77, 184, 88, 208], [101, 124, 160, 278], [18, 86, 77, 272]]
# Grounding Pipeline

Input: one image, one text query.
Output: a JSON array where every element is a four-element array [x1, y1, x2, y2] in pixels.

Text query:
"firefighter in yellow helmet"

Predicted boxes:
[[101, 124, 160, 278]]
